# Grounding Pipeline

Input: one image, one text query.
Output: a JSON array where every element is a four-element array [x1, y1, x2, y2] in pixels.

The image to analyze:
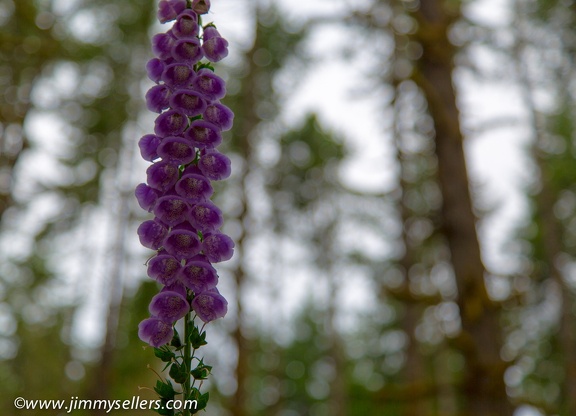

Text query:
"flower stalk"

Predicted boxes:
[[135, 0, 233, 413]]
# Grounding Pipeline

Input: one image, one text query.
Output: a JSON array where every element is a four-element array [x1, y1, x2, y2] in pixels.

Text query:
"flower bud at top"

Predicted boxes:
[[191, 0, 211, 14], [157, 0, 187, 23]]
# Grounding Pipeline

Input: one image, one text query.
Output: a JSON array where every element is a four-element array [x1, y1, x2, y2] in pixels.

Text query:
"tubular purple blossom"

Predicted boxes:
[[191, 68, 226, 101], [202, 27, 229, 62], [172, 10, 200, 39], [180, 257, 218, 293], [137, 219, 168, 250], [138, 134, 161, 161], [204, 102, 234, 131], [147, 254, 182, 286], [157, 137, 197, 164], [149, 291, 190, 323], [191, 289, 227, 323], [163, 229, 202, 260], [186, 120, 222, 149], [138, 318, 174, 347], [202, 232, 234, 263], [157, 0, 187, 23], [198, 150, 231, 180], [135, 183, 160, 212], [175, 173, 213, 202], [170, 89, 207, 116]]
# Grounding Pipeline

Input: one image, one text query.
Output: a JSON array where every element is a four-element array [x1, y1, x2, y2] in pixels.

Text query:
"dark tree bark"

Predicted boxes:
[[408, 1, 512, 414]]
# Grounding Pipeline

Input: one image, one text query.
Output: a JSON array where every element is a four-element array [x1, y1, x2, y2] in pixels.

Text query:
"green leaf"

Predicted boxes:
[[171, 329, 182, 349], [154, 347, 176, 363], [191, 363, 212, 380], [188, 325, 208, 349], [154, 380, 177, 401], [169, 362, 189, 384], [190, 391, 209, 414]]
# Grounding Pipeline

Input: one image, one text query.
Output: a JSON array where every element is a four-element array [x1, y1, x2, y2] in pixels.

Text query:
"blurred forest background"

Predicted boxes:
[[1, 0, 576, 415]]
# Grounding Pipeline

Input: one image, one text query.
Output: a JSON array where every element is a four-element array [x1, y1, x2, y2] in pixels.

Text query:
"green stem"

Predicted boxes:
[[183, 310, 192, 416]]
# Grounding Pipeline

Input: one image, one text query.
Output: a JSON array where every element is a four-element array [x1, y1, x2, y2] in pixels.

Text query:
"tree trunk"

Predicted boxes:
[[409, 2, 512, 414]]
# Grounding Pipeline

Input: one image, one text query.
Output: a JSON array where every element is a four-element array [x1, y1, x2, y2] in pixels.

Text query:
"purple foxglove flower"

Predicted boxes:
[[157, 137, 196, 164], [152, 32, 176, 60], [172, 10, 200, 39], [135, 183, 160, 212], [170, 89, 207, 117], [164, 229, 202, 260], [146, 161, 179, 192], [202, 232, 234, 263], [203, 102, 234, 131], [202, 27, 228, 62], [154, 110, 188, 138], [185, 120, 222, 149], [138, 134, 161, 161], [154, 195, 190, 227], [148, 254, 182, 286], [191, 289, 227, 323], [157, 0, 187, 24], [191, 0, 211, 14], [138, 219, 168, 250], [172, 38, 204, 64], [146, 58, 165, 83], [162, 63, 195, 88], [175, 173, 214, 202], [146, 84, 172, 113], [198, 150, 231, 180], [139, 317, 174, 347], [149, 291, 190, 323], [191, 68, 226, 101], [180, 258, 218, 293], [189, 201, 223, 232]]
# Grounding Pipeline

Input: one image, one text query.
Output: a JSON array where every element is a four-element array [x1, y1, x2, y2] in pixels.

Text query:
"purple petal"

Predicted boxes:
[[164, 229, 202, 260], [157, 0, 187, 23], [138, 317, 174, 347], [189, 201, 223, 232], [185, 120, 222, 149], [146, 84, 171, 113], [202, 36, 229, 63], [203, 102, 234, 131], [202, 26, 220, 41], [135, 183, 160, 212], [154, 110, 188, 137], [170, 89, 207, 117], [137, 219, 168, 250], [146, 161, 179, 192], [202, 232, 234, 263], [172, 10, 199, 39], [152, 32, 176, 60], [138, 134, 161, 161], [180, 259, 218, 293], [162, 63, 195, 88], [157, 137, 196, 164], [147, 254, 182, 285], [172, 38, 204, 64], [191, 68, 226, 101], [149, 291, 190, 323], [198, 150, 231, 180], [191, 0, 211, 14], [146, 58, 165, 83], [191, 289, 227, 323], [175, 173, 213, 202], [162, 281, 188, 298], [154, 195, 190, 227]]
